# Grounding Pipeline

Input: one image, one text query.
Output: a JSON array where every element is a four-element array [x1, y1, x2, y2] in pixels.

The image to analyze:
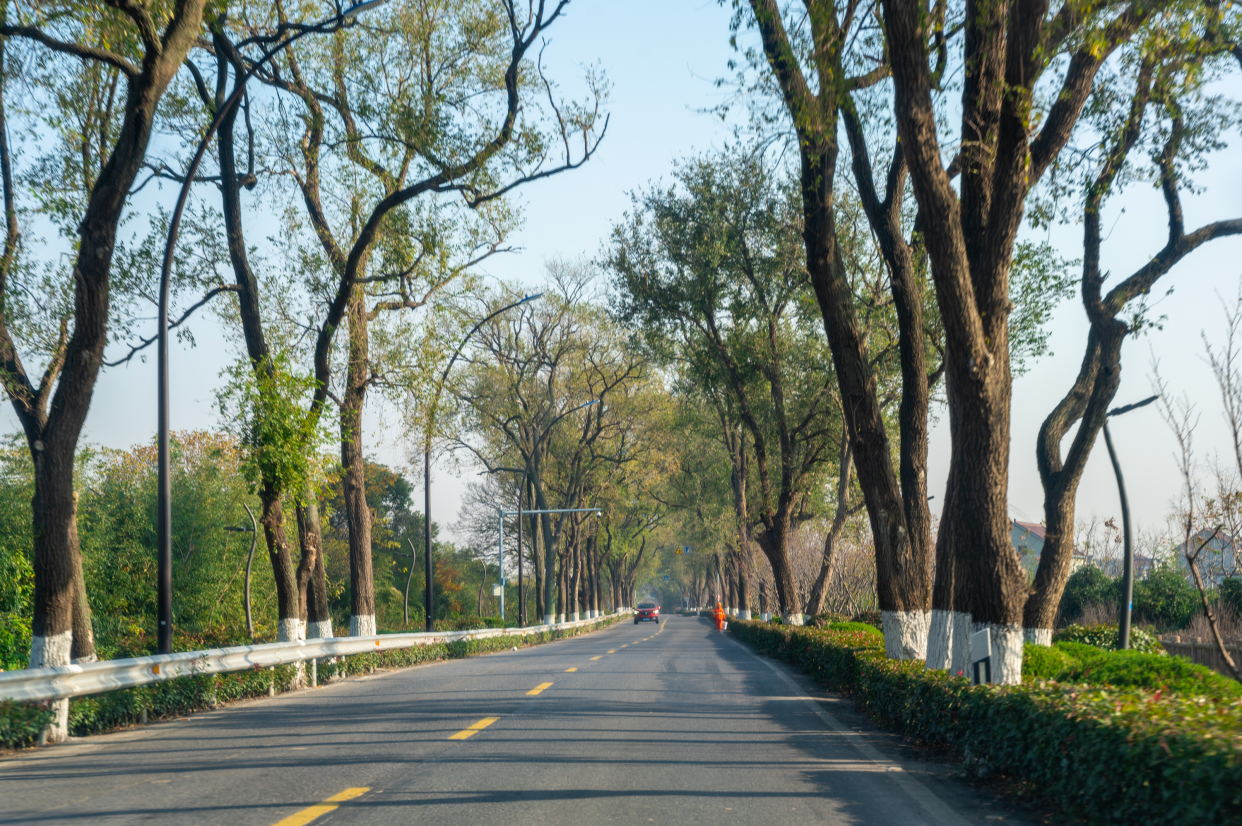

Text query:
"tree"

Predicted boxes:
[[0, 0, 207, 737], [727, 0, 939, 656], [1027, 39, 1242, 645], [458, 268, 667, 623], [252, 0, 605, 636], [609, 148, 851, 623], [871, 0, 1237, 681]]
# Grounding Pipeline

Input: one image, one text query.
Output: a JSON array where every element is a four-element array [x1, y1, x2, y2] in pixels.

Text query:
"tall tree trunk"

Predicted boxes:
[[212, 32, 312, 647], [341, 286, 375, 636], [69, 493, 95, 662], [7, 0, 208, 743], [298, 498, 332, 639], [261, 482, 302, 642]]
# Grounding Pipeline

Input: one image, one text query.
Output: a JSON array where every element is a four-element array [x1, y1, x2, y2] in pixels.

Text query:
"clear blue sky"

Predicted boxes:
[[17, 0, 1242, 548]]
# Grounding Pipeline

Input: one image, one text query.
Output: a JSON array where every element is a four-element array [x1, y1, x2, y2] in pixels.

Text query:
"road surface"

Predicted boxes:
[[0, 616, 1038, 825]]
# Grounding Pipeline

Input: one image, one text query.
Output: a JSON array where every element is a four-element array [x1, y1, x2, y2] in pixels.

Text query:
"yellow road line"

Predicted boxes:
[[621, 644, 628, 648], [590, 655, 603, 660], [565, 667, 577, 672], [527, 682, 554, 696], [271, 787, 369, 826], [607, 650, 616, 654], [449, 717, 499, 740]]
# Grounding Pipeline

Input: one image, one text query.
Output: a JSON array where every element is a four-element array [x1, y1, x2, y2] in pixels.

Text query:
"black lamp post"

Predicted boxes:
[[516, 399, 598, 627], [153, 1, 388, 654], [423, 294, 542, 631], [1101, 394, 1158, 650]]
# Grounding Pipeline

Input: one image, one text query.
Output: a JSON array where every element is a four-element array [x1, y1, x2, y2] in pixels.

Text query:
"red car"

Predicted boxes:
[[634, 602, 660, 624]]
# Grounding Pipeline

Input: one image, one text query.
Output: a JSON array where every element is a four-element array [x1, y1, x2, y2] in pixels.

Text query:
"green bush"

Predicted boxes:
[[1054, 622, 1164, 654], [827, 621, 884, 638], [808, 612, 850, 627], [730, 620, 1242, 825], [1057, 564, 1117, 622], [1133, 566, 1201, 630], [850, 610, 882, 628], [1023, 642, 1240, 702], [0, 699, 54, 749], [1021, 642, 1077, 679]]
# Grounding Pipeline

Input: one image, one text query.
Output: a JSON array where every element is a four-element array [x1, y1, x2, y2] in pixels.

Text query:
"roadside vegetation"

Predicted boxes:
[[0, 6, 1239, 817]]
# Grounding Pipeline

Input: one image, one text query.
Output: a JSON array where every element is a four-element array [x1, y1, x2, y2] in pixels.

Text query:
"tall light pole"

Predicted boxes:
[[517, 399, 599, 627], [423, 294, 542, 631], [223, 502, 258, 640], [153, 1, 388, 654], [1102, 394, 1158, 650]]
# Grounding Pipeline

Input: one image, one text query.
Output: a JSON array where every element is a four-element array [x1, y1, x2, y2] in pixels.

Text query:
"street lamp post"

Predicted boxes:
[[223, 502, 259, 640], [1101, 394, 1158, 650], [154, 1, 388, 654], [516, 399, 599, 627], [423, 294, 542, 631]]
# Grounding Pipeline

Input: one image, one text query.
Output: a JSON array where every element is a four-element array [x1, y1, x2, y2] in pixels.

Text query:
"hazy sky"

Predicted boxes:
[[15, 0, 1242, 547]]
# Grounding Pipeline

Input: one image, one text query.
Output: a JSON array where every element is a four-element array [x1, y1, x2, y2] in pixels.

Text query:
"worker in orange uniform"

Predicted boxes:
[[713, 601, 726, 632]]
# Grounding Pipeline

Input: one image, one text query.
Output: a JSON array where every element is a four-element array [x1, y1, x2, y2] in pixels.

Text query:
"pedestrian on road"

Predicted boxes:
[[713, 601, 726, 632]]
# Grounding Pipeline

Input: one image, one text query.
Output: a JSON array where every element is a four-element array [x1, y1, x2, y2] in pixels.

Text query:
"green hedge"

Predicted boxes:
[[1022, 641, 1240, 702], [730, 620, 1242, 825], [1, 614, 621, 750], [1054, 622, 1164, 654]]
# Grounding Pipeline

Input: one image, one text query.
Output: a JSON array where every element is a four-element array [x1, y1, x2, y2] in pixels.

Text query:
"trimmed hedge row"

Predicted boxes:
[[1024, 641, 1241, 702], [1, 615, 622, 750], [730, 619, 1242, 825]]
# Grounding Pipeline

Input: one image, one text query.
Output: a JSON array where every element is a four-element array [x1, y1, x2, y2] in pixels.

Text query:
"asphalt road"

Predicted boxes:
[[0, 616, 1039, 825]]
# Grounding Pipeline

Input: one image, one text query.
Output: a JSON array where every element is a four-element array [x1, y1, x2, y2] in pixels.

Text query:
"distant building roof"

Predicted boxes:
[[1013, 520, 1046, 541]]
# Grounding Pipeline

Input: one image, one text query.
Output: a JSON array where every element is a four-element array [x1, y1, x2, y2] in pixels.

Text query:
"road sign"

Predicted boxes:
[[662, 575, 669, 581], [675, 548, 682, 554], [684, 546, 691, 554], [492, 584, 504, 596]]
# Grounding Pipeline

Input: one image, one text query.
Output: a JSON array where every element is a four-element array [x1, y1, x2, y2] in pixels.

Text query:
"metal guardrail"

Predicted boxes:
[[0, 613, 622, 704]]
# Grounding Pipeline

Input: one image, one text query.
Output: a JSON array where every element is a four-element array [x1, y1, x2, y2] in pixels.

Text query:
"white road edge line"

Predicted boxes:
[[726, 637, 968, 826]]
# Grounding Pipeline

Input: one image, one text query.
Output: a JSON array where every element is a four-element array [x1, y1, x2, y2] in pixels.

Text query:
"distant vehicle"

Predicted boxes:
[[634, 602, 660, 624]]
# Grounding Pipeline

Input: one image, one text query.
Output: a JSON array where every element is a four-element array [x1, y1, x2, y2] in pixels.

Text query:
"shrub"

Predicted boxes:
[[0, 699, 53, 749], [808, 612, 850, 628], [1024, 642, 1240, 702], [827, 621, 884, 638], [730, 620, 1242, 824], [1057, 564, 1117, 623], [850, 610, 882, 628], [1021, 642, 1077, 679], [1133, 566, 1200, 630], [1054, 622, 1164, 654]]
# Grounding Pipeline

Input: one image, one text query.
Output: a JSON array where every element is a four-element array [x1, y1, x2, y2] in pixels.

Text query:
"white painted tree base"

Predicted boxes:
[[786, 613, 805, 626], [30, 632, 72, 743], [544, 614, 556, 626], [973, 621, 1024, 685], [72, 653, 98, 664], [761, 612, 772, 622], [882, 610, 930, 660], [737, 609, 752, 620], [1024, 627, 1052, 646], [278, 618, 305, 642], [925, 610, 973, 676], [572, 612, 580, 622], [307, 620, 334, 639], [349, 615, 376, 637]]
